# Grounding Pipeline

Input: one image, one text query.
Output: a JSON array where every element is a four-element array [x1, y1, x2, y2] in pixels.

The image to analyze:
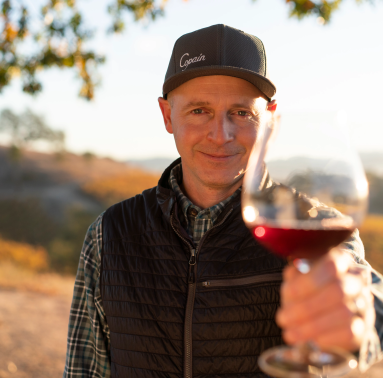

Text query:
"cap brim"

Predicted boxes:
[[162, 66, 276, 101]]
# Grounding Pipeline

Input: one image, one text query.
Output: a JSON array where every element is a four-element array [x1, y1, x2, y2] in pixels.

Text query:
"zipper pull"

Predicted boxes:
[[188, 249, 196, 284], [188, 264, 195, 284], [189, 249, 196, 265]]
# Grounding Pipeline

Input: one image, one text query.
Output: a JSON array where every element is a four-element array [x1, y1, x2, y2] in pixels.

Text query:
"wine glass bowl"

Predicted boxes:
[[242, 110, 368, 260], [242, 109, 368, 377]]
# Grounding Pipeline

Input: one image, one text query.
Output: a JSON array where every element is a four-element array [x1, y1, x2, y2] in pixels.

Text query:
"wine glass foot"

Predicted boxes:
[[258, 345, 357, 378]]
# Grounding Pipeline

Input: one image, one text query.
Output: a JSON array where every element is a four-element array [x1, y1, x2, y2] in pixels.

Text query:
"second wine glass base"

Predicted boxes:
[[258, 344, 357, 378]]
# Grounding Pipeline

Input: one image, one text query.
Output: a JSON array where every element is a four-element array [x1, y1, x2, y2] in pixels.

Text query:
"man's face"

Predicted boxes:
[[158, 75, 267, 191]]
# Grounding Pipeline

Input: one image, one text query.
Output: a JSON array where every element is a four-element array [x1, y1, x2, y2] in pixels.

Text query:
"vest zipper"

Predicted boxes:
[[171, 207, 234, 378], [198, 272, 283, 288], [169, 212, 195, 378]]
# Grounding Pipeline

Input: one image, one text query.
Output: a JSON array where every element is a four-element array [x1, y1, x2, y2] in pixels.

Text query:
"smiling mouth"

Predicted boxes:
[[199, 151, 238, 160]]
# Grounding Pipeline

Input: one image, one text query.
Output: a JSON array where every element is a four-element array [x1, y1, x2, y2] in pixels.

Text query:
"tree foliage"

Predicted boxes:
[[0, 0, 376, 100], [0, 107, 65, 152]]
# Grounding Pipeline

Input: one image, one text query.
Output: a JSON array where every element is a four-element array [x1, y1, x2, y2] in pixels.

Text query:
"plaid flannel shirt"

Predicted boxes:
[[63, 164, 383, 377]]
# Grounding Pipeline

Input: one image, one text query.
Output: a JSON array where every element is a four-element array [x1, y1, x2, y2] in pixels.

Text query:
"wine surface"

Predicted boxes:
[[252, 226, 354, 259]]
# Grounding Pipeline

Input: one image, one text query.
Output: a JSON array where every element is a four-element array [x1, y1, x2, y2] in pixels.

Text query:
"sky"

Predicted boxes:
[[0, 0, 382, 161]]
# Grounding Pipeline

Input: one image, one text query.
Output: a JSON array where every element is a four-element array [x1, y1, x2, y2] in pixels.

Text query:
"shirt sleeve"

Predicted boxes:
[[341, 229, 383, 371], [63, 213, 111, 378]]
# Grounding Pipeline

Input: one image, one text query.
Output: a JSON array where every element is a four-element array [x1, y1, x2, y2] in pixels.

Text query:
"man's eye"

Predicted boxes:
[[237, 110, 248, 116], [192, 109, 203, 114]]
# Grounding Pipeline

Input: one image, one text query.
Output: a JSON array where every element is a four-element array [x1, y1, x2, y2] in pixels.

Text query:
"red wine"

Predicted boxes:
[[251, 226, 354, 259]]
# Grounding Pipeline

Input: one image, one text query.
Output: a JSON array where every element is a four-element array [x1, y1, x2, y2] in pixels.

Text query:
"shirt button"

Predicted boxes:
[[189, 208, 198, 217]]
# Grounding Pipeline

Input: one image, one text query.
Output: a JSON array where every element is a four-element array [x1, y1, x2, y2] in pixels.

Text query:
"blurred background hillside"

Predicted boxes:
[[1, 143, 382, 279], [0, 0, 382, 377]]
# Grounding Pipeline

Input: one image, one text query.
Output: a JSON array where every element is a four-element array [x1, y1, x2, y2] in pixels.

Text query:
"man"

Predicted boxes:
[[63, 25, 383, 378]]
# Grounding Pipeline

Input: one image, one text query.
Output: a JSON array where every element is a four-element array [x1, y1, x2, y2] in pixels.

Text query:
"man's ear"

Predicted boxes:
[[158, 97, 173, 134], [267, 99, 277, 112]]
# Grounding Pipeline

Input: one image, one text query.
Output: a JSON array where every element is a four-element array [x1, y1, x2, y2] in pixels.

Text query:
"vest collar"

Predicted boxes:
[[156, 157, 181, 221]]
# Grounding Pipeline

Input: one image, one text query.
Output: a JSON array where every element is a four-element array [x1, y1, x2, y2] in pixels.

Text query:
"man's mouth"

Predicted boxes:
[[199, 151, 238, 160]]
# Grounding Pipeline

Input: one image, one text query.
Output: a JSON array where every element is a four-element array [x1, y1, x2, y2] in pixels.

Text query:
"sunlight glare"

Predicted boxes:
[[356, 178, 369, 197], [349, 359, 358, 369], [243, 206, 258, 223]]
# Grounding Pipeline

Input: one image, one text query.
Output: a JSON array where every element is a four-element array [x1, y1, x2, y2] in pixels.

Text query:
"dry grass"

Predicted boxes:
[[0, 262, 74, 298], [82, 170, 159, 206], [0, 237, 48, 271], [7, 147, 144, 184], [359, 215, 383, 274], [0, 237, 74, 297]]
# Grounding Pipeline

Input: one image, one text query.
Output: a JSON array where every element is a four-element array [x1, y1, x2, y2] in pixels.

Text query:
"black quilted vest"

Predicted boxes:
[[101, 159, 286, 378]]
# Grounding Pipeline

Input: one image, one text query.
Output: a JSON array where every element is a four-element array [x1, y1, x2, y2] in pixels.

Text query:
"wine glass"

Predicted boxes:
[[241, 107, 369, 377]]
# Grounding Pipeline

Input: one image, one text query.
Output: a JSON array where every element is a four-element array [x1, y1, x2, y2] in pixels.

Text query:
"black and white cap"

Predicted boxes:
[[163, 24, 276, 101]]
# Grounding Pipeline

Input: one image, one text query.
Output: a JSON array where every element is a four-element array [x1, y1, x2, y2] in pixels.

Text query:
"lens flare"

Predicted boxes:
[[349, 359, 358, 369], [243, 206, 257, 223], [254, 227, 265, 238]]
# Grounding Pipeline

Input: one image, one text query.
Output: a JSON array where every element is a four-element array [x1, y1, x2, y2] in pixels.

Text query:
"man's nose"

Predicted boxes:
[[207, 112, 234, 145]]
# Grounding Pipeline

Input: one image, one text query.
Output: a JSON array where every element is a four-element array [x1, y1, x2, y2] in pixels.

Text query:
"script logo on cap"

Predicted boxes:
[[180, 53, 206, 71]]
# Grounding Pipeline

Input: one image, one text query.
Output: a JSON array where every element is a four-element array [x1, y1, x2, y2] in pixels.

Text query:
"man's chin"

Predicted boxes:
[[197, 171, 244, 190]]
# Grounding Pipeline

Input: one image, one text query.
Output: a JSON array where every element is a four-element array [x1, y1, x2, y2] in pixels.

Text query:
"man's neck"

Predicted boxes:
[[180, 172, 242, 209]]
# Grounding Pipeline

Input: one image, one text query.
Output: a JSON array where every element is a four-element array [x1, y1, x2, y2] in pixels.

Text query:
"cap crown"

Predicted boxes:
[[163, 24, 275, 100]]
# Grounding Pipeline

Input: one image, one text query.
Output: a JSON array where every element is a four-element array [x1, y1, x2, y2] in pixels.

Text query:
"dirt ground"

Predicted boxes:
[[1, 286, 383, 378], [0, 289, 72, 378]]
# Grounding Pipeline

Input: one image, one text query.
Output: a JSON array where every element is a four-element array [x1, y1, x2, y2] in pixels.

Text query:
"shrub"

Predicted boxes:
[[48, 208, 100, 274], [82, 170, 159, 206], [0, 198, 58, 246], [0, 237, 49, 270], [359, 215, 383, 274]]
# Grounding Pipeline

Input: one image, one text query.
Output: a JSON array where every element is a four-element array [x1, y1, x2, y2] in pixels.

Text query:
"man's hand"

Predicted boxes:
[[276, 249, 376, 351]]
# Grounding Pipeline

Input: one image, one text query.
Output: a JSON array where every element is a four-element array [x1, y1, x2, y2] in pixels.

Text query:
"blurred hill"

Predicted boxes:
[[128, 152, 383, 176], [127, 157, 176, 173], [0, 146, 149, 220], [266, 156, 383, 215], [0, 146, 382, 275], [360, 152, 383, 177], [0, 146, 159, 273]]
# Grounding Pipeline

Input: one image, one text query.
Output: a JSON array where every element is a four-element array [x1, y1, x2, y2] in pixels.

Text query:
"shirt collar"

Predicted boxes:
[[168, 163, 241, 225]]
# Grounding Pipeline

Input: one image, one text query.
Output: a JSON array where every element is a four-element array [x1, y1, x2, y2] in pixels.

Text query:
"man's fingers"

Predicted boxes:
[[282, 263, 299, 281], [282, 309, 364, 352], [282, 305, 353, 343], [315, 317, 365, 351], [279, 258, 375, 352], [277, 285, 372, 329], [279, 263, 373, 327], [277, 279, 346, 327], [282, 251, 351, 303]]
